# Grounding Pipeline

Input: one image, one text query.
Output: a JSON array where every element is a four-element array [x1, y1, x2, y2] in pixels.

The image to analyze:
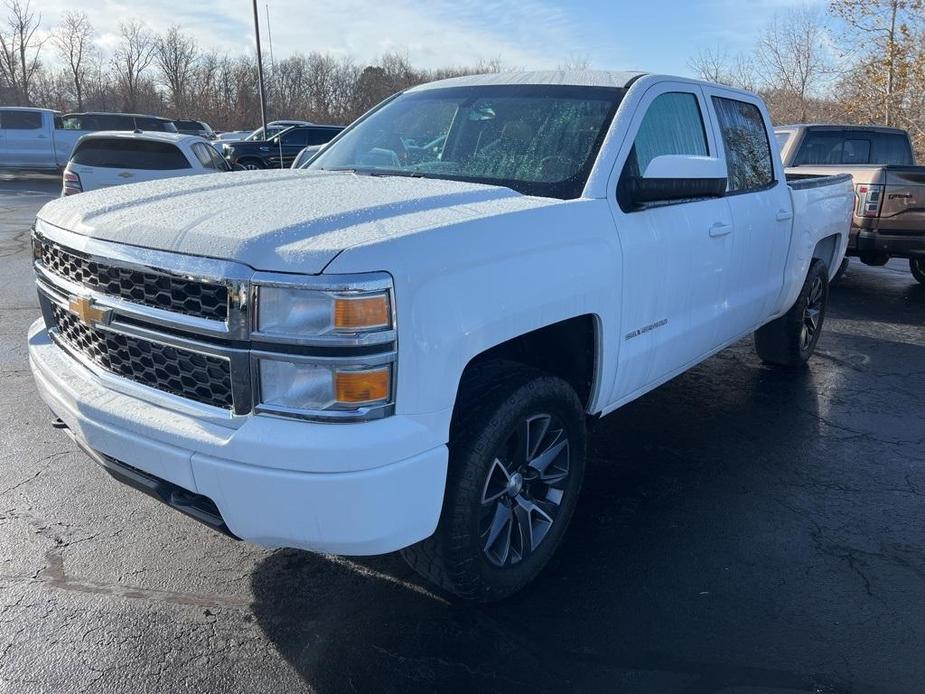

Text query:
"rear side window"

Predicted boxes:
[[135, 117, 177, 133], [794, 130, 913, 166], [191, 142, 213, 168], [191, 142, 228, 171], [631, 92, 708, 175], [308, 129, 340, 145], [1, 110, 42, 129], [71, 139, 192, 170], [712, 97, 774, 193], [94, 114, 134, 130], [279, 128, 311, 146]]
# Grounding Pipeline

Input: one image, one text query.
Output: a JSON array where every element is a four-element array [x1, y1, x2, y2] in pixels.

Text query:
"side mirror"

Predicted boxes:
[[630, 155, 727, 205]]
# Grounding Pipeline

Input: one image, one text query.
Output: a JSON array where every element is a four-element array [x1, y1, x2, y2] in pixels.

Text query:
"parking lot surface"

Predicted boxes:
[[0, 175, 923, 694]]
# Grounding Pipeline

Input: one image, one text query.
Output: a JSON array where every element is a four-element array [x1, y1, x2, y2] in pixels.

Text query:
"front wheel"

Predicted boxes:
[[237, 158, 265, 170], [911, 258, 925, 285], [402, 361, 587, 602], [754, 258, 829, 368]]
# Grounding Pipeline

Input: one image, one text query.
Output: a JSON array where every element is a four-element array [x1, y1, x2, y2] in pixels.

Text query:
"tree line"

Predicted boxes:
[[3, 0, 925, 155], [0, 1, 502, 129]]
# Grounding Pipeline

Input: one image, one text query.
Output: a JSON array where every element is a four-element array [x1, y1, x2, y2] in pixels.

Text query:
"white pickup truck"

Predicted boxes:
[[28, 72, 853, 601], [0, 107, 81, 171]]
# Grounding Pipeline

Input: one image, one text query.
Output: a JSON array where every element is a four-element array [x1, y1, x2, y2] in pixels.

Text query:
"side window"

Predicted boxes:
[[1, 110, 42, 129], [632, 92, 708, 175], [711, 97, 774, 193], [207, 146, 230, 171], [280, 129, 311, 146], [617, 91, 709, 211], [308, 129, 339, 146], [191, 143, 215, 169]]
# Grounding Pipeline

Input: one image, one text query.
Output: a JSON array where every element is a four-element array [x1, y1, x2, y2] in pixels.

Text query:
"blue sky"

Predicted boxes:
[[39, 0, 825, 75]]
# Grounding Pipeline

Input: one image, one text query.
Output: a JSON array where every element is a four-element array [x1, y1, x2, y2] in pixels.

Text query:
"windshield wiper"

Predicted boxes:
[[367, 170, 426, 178], [320, 167, 427, 178]]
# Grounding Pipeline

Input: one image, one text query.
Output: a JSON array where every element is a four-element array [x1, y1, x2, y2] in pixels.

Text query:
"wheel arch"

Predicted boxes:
[[452, 314, 602, 420], [812, 233, 843, 280]]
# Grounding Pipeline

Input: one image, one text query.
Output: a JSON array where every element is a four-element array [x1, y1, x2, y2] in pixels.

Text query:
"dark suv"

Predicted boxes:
[[224, 125, 343, 169], [60, 112, 178, 133]]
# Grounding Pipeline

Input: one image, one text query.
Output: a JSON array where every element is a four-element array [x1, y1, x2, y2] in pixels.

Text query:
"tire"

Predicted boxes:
[[237, 158, 265, 170], [401, 361, 587, 602], [754, 258, 829, 368], [831, 257, 849, 284], [911, 258, 925, 285]]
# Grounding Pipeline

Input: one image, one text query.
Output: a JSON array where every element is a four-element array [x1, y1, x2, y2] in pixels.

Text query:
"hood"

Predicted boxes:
[[36, 170, 558, 274]]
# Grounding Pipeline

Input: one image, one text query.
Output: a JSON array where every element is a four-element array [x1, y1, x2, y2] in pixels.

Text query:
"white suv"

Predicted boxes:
[[62, 131, 230, 195]]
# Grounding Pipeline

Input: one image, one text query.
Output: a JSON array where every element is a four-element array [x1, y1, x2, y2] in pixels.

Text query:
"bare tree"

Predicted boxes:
[[52, 10, 93, 110], [111, 20, 155, 112], [755, 7, 832, 122], [0, 0, 44, 105], [156, 25, 197, 115], [688, 47, 758, 90], [830, 0, 925, 125]]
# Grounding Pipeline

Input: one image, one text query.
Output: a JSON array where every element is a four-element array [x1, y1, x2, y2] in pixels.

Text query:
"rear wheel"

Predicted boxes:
[[401, 361, 587, 602], [754, 259, 829, 368], [911, 258, 925, 285]]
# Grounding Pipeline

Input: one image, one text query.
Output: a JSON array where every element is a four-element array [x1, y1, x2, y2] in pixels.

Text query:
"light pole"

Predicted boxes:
[[252, 0, 268, 136]]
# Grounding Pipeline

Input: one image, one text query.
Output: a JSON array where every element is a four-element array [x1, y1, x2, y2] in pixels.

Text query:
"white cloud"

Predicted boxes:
[[36, 0, 597, 70]]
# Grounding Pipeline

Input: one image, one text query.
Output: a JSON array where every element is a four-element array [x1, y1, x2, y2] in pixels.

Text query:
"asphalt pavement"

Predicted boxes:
[[0, 174, 923, 693]]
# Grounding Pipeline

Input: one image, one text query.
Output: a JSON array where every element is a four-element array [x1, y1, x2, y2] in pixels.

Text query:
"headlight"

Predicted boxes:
[[252, 273, 395, 421], [256, 287, 391, 337], [257, 359, 391, 413]]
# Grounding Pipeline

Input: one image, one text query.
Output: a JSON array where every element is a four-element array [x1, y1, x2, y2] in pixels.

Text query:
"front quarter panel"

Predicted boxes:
[[325, 198, 622, 440]]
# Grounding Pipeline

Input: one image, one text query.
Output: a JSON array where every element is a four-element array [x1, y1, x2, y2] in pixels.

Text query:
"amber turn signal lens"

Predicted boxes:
[[334, 367, 391, 404], [333, 294, 390, 331]]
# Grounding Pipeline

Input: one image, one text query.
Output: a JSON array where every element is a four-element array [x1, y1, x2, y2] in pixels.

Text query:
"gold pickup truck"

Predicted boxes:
[[776, 124, 925, 284]]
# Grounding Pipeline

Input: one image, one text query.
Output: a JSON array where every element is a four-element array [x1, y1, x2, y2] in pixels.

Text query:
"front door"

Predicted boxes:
[[607, 83, 735, 401]]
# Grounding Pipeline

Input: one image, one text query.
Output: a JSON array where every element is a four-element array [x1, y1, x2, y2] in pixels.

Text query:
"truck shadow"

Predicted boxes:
[[248, 357, 854, 693], [249, 268, 923, 694]]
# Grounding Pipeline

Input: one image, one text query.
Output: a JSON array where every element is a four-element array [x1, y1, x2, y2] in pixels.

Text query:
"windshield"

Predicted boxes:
[[308, 84, 624, 199]]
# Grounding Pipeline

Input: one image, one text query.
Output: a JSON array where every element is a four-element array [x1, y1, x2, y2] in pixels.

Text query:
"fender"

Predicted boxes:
[[326, 198, 623, 439]]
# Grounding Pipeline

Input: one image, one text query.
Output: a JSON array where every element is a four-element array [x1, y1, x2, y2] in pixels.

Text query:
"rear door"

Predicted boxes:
[[275, 128, 314, 167], [0, 109, 52, 168], [703, 89, 792, 338], [608, 82, 735, 400]]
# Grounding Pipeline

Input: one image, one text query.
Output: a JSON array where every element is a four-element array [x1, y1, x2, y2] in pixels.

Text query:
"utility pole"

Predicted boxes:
[[252, 0, 268, 136], [266, 4, 275, 70]]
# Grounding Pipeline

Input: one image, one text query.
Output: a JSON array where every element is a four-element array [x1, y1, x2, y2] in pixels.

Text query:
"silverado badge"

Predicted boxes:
[[68, 296, 112, 327]]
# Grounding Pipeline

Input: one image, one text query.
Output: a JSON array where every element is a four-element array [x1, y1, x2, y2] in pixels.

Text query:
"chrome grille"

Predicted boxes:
[[51, 304, 234, 410], [37, 237, 229, 321]]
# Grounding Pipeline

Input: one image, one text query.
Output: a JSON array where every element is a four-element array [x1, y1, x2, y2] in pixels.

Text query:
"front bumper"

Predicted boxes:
[[848, 227, 925, 258], [29, 319, 448, 555]]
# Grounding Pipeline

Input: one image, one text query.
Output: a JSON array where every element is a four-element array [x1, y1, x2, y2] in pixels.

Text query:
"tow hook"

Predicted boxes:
[[51, 417, 68, 429]]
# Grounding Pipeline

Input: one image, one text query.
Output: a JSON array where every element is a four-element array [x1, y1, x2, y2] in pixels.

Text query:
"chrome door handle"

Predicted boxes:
[[709, 222, 732, 237], [776, 210, 793, 222]]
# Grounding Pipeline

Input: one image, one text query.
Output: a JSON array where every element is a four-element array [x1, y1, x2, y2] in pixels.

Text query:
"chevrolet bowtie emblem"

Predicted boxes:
[[68, 296, 112, 327]]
